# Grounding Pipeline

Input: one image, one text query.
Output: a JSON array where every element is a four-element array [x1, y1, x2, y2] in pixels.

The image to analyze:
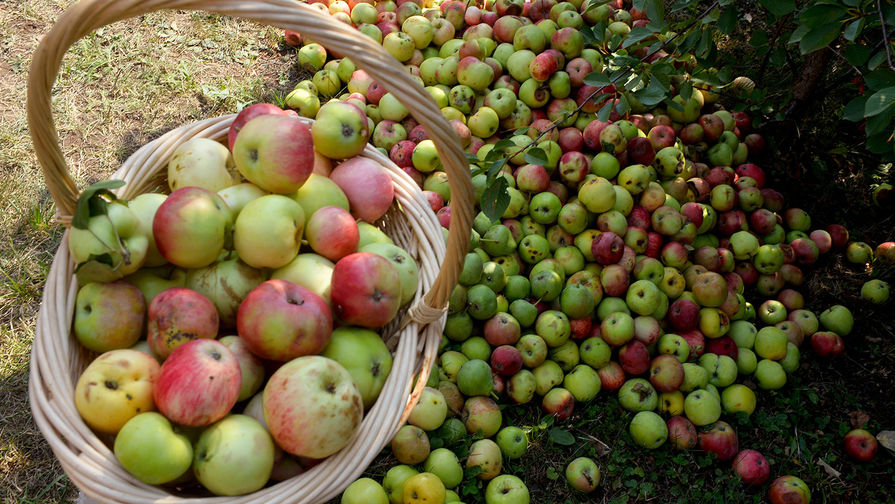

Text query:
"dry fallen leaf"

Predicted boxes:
[[818, 458, 841, 479], [849, 410, 871, 429], [877, 431, 895, 455]]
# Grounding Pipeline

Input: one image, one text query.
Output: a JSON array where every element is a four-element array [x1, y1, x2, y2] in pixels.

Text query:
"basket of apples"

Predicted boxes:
[[27, 0, 473, 502]]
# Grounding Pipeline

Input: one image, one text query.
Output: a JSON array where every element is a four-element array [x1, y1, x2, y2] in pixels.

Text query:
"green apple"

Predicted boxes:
[[629, 411, 668, 449], [736, 348, 758, 375], [342, 477, 389, 504], [167, 137, 236, 192], [495, 426, 528, 459], [291, 173, 349, 217], [683, 389, 722, 426], [485, 474, 530, 504], [383, 465, 420, 504], [861, 279, 890, 304], [271, 253, 334, 304], [357, 221, 395, 248], [618, 378, 658, 412], [391, 424, 431, 465], [409, 386, 448, 431], [754, 326, 788, 360], [424, 448, 464, 489], [233, 114, 315, 193], [113, 412, 192, 485], [193, 414, 275, 496], [563, 364, 601, 402], [233, 194, 305, 269], [321, 327, 393, 409], [721, 383, 756, 416], [74, 281, 145, 353], [69, 200, 149, 283], [754, 359, 787, 390], [128, 192, 168, 267], [819, 304, 854, 336]]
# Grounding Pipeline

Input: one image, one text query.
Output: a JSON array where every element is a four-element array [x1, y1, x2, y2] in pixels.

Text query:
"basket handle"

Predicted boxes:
[[28, 0, 473, 321]]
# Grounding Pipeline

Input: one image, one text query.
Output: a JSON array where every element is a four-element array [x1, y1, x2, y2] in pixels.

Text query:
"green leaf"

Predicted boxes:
[[866, 131, 895, 154], [865, 106, 895, 135], [788, 24, 811, 45], [750, 29, 769, 48], [679, 81, 693, 101], [486, 158, 506, 177], [868, 50, 888, 71], [524, 147, 548, 166], [843, 96, 867, 122], [480, 177, 510, 222], [615, 94, 631, 115], [843, 18, 863, 42], [845, 44, 872, 67], [548, 427, 576, 445], [621, 26, 655, 49], [865, 86, 895, 117], [799, 5, 847, 29], [645, 0, 665, 26], [634, 77, 668, 107], [718, 7, 737, 34], [596, 100, 613, 122], [545, 466, 560, 480], [865, 69, 895, 91], [71, 180, 126, 229], [581, 25, 598, 46], [583, 71, 611, 88], [798, 23, 841, 54]]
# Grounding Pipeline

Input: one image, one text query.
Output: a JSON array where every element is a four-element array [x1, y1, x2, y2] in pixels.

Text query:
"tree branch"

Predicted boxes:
[[878, 0, 895, 72]]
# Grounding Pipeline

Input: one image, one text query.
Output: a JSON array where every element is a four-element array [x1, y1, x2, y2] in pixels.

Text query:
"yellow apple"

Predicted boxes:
[[74, 349, 160, 434], [402, 472, 446, 504]]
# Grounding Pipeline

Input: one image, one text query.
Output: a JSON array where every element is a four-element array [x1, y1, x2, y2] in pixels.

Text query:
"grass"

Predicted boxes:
[[2, 1, 894, 503], [0, 1, 298, 501]]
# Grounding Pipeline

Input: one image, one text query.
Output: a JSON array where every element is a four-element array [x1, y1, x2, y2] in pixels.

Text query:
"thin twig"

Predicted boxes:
[[878, 0, 895, 72], [496, 1, 721, 165]]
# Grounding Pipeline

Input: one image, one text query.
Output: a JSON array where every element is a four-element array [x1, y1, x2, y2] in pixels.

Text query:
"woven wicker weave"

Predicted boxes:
[[27, 1, 473, 502]]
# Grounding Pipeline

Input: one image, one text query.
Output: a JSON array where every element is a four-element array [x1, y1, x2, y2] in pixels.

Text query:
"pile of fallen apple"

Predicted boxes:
[[69, 101, 426, 495], [274, 0, 895, 503]]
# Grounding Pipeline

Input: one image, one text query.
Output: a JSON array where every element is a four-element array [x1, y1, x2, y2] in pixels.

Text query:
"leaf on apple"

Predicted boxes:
[[480, 177, 509, 222], [72, 180, 126, 229]]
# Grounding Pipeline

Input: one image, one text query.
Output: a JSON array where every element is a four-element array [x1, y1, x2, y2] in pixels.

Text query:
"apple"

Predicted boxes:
[[113, 412, 192, 484], [391, 424, 431, 464], [361, 242, 420, 306], [383, 465, 420, 504], [153, 339, 241, 427], [264, 356, 363, 458], [330, 157, 396, 223], [843, 428, 878, 462], [146, 287, 219, 360], [152, 187, 228, 269], [424, 447, 464, 489], [732, 449, 770, 485], [330, 252, 403, 327], [755, 359, 787, 389], [74, 349, 160, 435], [846, 241, 874, 264], [699, 420, 738, 461], [304, 206, 359, 261], [218, 336, 265, 401], [496, 426, 529, 460], [402, 472, 446, 504], [486, 474, 530, 504], [768, 475, 811, 504], [861, 279, 890, 304], [342, 477, 389, 504], [667, 415, 698, 450], [193, 414, 275, 495], [618, 378, 658, 412], [819, 304, 854, 336], [630, 411, 669, 449], [684, 389, 721, 426], [238, 279, 332, 360], [291, 173, 349, 217], [233, 114, 314, 193], [227, 103, 289, 151], [467, 439, 503, 480], [565, 456, 600, 492], [74, 281, 145, 353], [233, 194, 305, 269], [183, 252, 265, 329], [810, 331, 845, 359], [463, 395, 503, 437]]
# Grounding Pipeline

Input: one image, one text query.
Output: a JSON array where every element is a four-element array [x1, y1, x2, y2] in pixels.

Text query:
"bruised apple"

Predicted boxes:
[[263, 355, 364, 459]]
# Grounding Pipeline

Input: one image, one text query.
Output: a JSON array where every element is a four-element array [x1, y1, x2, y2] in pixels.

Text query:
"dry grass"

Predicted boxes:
[[0, 1, 298, 500]]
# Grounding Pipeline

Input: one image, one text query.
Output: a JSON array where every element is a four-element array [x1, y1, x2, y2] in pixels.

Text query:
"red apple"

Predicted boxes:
[[843, 429, 878, 462], [153, 339, 241, 427], [227, 103, 289, 151], [330, 157, 395, 223], [238, 279, 333, 361], [331, 252, 403, 327], [667, 415, 698, 450], [699, 421, 738, 461], [147, 287, 219, 360], [732, 449, 770, 485]]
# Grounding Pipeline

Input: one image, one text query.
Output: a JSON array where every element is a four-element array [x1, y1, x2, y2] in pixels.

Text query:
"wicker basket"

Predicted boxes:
[[27, 0, 474, 502]]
